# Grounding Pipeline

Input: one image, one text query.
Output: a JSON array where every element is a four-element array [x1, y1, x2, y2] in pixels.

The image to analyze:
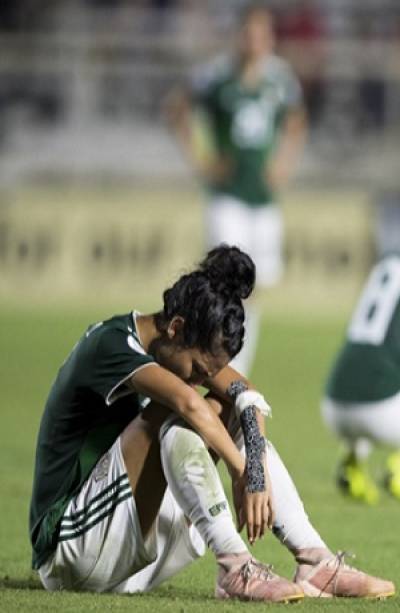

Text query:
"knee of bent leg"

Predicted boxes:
[[161, 422, 213, 479]]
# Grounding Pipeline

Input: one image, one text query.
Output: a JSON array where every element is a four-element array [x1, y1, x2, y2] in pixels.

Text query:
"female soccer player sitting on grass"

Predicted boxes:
[[30, 245, 394, 602]]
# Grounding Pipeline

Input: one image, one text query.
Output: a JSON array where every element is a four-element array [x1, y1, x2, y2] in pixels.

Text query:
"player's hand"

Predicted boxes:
[[201, 155, 234, 184], [265, 159, 290, 190], [232, 467, 274, 545]]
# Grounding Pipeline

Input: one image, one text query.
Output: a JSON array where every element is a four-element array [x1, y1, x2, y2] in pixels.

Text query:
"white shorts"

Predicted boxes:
[[321, 392, 400, 449], [206, 195, 283, 287], [39, 437, 205, 593]]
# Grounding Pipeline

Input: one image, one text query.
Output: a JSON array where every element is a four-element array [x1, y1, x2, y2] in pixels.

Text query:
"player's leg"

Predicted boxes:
[[322, 396, 377, 503], [158, 412, 303, 602], [352, 392, 400, 500], [113, 487, 206, 593], [221, 397, 327, 553], [205, 195, 250, 253], [39, 404, 173, 592], [119, 394, 395, 600], [219, 396, 395, 599], [116, 400, 297, 597], [264, 440, 392, 598], [230, 303, 260, 377], [231, 204, 284, 376], [321, 395, 400, 503], [205, 196, 256, 376], [252, 204, 284, 288], [40, 397, 302, 601], [120, 403, 171, 539], [332, 391, 400, 501]]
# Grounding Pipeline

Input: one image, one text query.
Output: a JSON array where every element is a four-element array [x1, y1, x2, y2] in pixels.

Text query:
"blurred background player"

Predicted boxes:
[[322, 253, 400, 504], [167, 3, 306, 375]]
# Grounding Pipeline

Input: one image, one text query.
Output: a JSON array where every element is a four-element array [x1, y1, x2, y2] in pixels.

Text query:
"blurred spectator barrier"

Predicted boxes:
[[0, 186, 373, 310]]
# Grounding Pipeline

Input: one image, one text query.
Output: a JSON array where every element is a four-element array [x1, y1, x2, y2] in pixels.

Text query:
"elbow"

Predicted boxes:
[[174, 388, 210, 425], [175, 388, 200, 417]]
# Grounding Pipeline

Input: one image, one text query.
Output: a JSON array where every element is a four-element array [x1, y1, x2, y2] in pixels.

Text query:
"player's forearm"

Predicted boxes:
[[165, 88, 197, 157], [206, 370, 270, 493], [176, 129, 230, 184], [205, 365, 269, 438], [130, 366, 245, 478], [267, 109, 307, 187], [226, 380, 270, 492], [165, 90, 231, 182], [165, 89, 208, 176], [205, 365, 254, 402]]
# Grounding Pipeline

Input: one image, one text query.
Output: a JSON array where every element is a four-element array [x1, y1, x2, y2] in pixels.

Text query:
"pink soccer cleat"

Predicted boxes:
[[216, 553, 304, 603], [294, 550, 395, 599]]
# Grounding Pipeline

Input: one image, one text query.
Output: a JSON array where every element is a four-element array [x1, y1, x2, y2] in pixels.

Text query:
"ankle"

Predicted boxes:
[[217, 551, 251, 571], [294, 547, 333, 566]]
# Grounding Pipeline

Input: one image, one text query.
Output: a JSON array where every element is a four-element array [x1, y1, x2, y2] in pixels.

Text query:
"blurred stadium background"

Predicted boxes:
[[1, 0, 399, 313]]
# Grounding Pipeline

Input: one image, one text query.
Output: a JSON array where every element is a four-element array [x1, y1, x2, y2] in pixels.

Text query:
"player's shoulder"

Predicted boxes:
[[83, 311, 146, 356], [191, 53, 234, 92], [262, 54, 297, 81], [378, 251, 400, 264], [262, 54, 302, 107]]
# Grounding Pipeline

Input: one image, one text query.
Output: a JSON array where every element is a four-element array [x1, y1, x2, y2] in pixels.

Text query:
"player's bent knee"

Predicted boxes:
[[160, 421, 222, 492], [161, 419, 208, 460]]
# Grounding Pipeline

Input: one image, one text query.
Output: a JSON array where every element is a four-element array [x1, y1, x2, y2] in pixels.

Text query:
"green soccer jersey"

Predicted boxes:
[[29, 311, 155, 570], [192, 54, 302, 206], [326, 255, 400, 403]]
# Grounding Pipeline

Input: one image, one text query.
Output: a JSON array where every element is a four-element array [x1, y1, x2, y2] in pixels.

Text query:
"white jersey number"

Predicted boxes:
[[348, 257, 400, 345]]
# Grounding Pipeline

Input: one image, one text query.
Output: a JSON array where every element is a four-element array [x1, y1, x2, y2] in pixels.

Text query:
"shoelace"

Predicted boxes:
[[241, 559, 275, 584], [317, 550, 356, 597]]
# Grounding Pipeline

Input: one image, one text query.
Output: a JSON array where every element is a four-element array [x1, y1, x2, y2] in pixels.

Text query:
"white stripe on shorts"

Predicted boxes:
[[59, 474, 132, 540]]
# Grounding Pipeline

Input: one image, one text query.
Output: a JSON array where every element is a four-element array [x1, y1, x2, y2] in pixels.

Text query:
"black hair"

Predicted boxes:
[[159, 244, 256, 358]]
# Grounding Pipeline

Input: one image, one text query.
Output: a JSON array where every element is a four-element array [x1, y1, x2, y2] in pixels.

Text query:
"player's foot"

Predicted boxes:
[[384, 451, 400, 499], [336, 453, 379, 504], [216, 552, 304, 602], [294, 549, 395, 599]]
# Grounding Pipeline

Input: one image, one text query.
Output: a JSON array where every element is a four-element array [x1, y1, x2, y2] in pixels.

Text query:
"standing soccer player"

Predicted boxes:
[[31, 244, 394, 600], [322, 253, 400, 504], [167, 4, 306, 374]]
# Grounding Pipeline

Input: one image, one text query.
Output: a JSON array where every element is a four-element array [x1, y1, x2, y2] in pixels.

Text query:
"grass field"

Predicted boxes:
[[1, 305, 399, 612]]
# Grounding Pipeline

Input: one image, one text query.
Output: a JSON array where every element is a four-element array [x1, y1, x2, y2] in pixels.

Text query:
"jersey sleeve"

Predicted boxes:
[[89, 325, 157, 406], [280, 63, 303, 111], [190, 64, 217, 108], [189, 55, 230, 110]]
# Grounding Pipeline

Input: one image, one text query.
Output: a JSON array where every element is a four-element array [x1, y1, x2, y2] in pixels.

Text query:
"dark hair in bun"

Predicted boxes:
[[200, 244, 255, 300], [159, 244, 256, 358]]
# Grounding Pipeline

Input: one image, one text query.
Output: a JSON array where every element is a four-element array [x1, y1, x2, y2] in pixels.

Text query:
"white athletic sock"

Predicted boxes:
[[226, 404, 327, 553], [227, 404, 327, 552], [229, 305, 259, 377], [352, 438, 372, 461], [264, 440, 327, 552], [159, 419, 248, 557]]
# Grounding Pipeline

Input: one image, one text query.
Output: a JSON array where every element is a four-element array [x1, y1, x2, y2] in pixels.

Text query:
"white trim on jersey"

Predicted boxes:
[[106, 362, 158, 407]]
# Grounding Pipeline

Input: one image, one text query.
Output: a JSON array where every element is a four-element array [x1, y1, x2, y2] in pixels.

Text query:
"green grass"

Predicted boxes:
[[0, 306, 399, 612]]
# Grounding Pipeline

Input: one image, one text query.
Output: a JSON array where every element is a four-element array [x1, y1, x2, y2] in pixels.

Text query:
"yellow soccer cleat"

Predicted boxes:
[[384, 451, 400, 499], [336, 454, 379, 505]]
